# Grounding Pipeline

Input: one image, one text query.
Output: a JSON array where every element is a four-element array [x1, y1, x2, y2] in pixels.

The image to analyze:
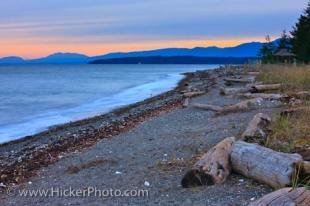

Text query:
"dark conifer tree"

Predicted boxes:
[[259, 35, 274, 64], [291, 1, 310, 63], [277, 30, 291, 51]]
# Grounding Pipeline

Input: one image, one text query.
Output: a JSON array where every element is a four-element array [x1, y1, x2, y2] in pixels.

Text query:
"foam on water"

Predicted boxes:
[[0, 64, 216, 143]]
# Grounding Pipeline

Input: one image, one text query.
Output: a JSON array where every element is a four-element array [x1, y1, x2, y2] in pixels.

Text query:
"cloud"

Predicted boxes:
[[0, 0, 308, 57]]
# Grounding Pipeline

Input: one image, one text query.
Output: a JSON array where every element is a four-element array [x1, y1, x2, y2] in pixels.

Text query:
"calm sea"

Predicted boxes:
[[0, 64, 216, 143]]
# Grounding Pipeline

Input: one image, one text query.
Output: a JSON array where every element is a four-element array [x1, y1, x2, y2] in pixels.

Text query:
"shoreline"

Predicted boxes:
[[0, 70, 188, 144], [0, 67, 218, 186]]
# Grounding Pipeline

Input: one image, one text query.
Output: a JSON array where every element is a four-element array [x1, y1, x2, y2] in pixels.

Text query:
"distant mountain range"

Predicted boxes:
[[0, 40, 279, 65], [90, 56, 257, 65]]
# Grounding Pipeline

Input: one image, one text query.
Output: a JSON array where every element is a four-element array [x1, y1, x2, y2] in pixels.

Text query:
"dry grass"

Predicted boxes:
[[257, 64, 310, 93], [266, 109, 310, 153], [253, 64, 310, 153]]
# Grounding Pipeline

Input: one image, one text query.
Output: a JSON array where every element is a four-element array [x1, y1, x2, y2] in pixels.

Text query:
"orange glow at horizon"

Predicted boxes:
[[0, 37, 265, 59]]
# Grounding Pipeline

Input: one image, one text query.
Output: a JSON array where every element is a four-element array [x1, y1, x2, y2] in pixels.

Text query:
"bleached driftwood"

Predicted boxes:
[[220, 87, 250, 95], [251, 84, 281, 93], [181, 137, 235, 188], [290, 91, 310, 100], [303, 161, 310, 174], [224, 77, 255, 85], [237, 93, 287, 101], [193, 98, 263, 115], [230, 141, 303, 188], [247, 72, 260, 76], [183, 98, 189, 108], [192, 103, 222, 112], [295, 147, 310, 162], [241, 113, 271, 144], [280, 106, 309, 117], [183, 91, 205, 98], [249, 187, 310, 206], [219, 98, 263, 114]]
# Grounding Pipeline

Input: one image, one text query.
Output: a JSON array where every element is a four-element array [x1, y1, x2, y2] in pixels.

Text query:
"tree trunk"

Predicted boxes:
[[230, 141, 303, 188], [241, 113, 271, 144], [183, 91, 205, 98], [251, 84, 281, 93], [181, 137, 236, 188], [249, 187, 310, 206]]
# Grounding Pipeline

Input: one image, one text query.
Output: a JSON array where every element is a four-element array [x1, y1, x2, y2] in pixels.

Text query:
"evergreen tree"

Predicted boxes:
[[277, 30, 291, 51], [291, 1, 310, 63], [259, 35, 274, 64]]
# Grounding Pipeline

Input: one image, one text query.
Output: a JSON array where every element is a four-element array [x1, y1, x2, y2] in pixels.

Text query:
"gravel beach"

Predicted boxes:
[[1, 67, 282, 205]]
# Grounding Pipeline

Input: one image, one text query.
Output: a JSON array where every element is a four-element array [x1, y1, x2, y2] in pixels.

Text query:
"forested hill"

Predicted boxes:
[[89, 56, 257, 64]]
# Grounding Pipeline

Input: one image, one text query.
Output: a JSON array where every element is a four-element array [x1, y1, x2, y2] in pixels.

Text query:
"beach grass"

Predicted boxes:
[[266, 109, 310, 152], [257, 64, 310, 93], [254, 64, 310, 152]]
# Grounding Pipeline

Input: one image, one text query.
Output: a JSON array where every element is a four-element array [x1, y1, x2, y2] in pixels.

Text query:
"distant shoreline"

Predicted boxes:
[[89, 56, 257, 65]]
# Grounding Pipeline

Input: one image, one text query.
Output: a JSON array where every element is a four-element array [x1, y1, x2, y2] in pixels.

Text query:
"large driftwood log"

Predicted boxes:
[[231, 141, 303, 188], [181, 137, 236, 188], [247, 72, 260, 76], [251, 84, 281, 93], [237, 93, 287, 101], [218, 98, 263, 114], [192, 98, 263, 115], [290, 91, 310, 100], [183, 91, 205, 98], [294, 148, 310, 162], [224, 77, 255, 84], [280, 106, 309, 117], [250, 187, 310, 206], [241, 113, 271, 144], [220, 87, 250, 95], [192, 103, 222, 112]]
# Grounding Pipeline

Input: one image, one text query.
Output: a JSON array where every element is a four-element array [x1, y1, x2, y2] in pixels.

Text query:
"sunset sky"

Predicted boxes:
[[0, 0, 308, 58]]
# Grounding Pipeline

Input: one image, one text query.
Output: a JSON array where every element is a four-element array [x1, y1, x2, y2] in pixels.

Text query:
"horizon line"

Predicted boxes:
[[0, 38, 276, 60]]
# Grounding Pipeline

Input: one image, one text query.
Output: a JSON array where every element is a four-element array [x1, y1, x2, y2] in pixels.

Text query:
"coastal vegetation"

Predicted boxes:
[[260, 1, 310, 64], [257, 65, 310, 154]]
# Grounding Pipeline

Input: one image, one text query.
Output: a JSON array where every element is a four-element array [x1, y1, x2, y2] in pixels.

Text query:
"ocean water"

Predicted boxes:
[[0, 64, 216, 143]]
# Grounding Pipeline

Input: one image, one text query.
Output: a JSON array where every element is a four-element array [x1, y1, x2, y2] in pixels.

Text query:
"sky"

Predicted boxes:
[[0, 0, 308, 58]]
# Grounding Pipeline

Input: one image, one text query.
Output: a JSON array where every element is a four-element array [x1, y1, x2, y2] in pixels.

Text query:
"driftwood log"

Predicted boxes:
[[241, 113, 271, 144], [181, 137, 235, 188], [192, 103, 223, 112], [183, 91, 205, 98], [251, 84, 281, 93], [224, 77, 255, 85], [237, 93, 287, 101], [192, 98, 263, 115], [247, 72, 260, 76], [290, 91, 310, 100], [250, 187, 310, 206], [183, 98, 189, 108], [231, 141, 304, 188], [182, 139, 309, 189], [220, 87, 250, 95], [280, 106, 309, 117], [293, 148, 310, 162]]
